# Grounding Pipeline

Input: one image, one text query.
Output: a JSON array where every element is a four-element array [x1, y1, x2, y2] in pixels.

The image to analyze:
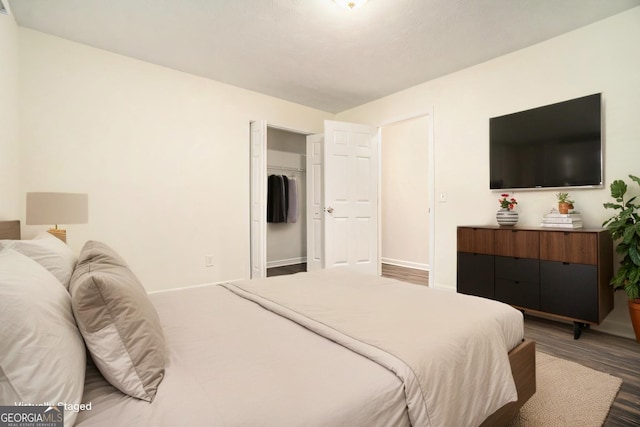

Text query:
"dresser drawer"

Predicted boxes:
[[495, 278, 540, 310], [540, 231, 598, 265], [457, 252, 494, 299], [540, 261, 598, 322], [495, 256, 539, 283], [457, 227, 495, 255], [494, 229, 539, 258]]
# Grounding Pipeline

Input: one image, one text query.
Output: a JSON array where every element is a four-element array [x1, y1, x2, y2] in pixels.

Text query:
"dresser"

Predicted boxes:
[[457, 226, 614, 338]]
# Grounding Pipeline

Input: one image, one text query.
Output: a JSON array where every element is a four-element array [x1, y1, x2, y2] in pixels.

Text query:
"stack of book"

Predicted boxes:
[[541, 212, 583, 229]]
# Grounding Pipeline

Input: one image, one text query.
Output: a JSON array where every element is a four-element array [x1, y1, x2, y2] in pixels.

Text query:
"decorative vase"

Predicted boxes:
[[628, 299, 640, 343], [496, 208, 519, 226]]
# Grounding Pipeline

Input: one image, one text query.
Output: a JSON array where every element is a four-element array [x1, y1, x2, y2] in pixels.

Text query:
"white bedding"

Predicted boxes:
[[225, 269, 524, 427], [75, 269, 524, 427], [75, 279, 411, 427]]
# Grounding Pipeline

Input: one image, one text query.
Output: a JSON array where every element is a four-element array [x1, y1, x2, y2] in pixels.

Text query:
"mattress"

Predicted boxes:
[[75, 269, 524, 427]]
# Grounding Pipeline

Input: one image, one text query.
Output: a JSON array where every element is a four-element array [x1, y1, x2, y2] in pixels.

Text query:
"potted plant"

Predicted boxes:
[[556, 192, 575, 214], [602, 175, 640, 342], [496, 193, 518, 226]]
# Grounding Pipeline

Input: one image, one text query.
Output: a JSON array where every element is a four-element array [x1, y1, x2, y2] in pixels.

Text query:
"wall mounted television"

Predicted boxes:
[[489, 93, 602, 190]]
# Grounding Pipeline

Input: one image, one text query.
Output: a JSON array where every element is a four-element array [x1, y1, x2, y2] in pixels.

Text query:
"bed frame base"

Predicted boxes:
[[480, 339, 536, 427]]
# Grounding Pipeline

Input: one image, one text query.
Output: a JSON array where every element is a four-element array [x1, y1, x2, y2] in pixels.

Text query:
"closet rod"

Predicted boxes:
[[267, 165, 306, 172]]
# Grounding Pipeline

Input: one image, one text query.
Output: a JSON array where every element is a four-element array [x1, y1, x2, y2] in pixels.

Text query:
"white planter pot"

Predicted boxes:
[[496, 209, 519, 226]]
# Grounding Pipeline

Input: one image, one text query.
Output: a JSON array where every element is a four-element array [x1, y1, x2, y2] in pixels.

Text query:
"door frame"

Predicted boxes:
[[377, 108, 435, 287], [249, 111, 434, 283], [249, 121, 314, 279]]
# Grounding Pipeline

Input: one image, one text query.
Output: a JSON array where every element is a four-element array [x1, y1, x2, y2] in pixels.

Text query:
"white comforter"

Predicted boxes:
[[76, 269, 523, 427], [224, 269, 523, 427]]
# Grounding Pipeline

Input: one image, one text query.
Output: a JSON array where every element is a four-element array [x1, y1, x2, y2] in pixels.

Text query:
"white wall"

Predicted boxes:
[[381, 117, 430, 270], [337, 7, 640, 338], [0, 6, 20, 219], [17, 28, 332, 291]]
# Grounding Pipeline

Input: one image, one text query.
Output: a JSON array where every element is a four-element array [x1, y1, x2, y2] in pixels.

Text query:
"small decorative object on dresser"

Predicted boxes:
[[541, 211, 583, 229], [496, 193, 518, 226], [555, 192, 575, 214]]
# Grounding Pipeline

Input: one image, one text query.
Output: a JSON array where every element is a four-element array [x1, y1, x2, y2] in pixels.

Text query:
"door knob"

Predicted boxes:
[[325, 207, 334, 214]]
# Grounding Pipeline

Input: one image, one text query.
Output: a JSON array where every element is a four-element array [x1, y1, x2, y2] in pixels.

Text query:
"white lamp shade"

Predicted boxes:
[[26, 192, 89, 225]]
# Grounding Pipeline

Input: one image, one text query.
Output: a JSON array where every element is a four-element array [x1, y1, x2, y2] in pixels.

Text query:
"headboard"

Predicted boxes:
[[0, 220, 20, 239]]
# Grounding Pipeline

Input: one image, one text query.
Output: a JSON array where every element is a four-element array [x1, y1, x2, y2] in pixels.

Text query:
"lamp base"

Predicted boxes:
[[47, 228, 67, 243]]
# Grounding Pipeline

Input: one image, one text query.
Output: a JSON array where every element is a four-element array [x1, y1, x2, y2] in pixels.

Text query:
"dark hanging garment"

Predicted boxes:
[[267, 174, 287, 223], [267, 174, 278, 223], [282, 175, 289, 223]]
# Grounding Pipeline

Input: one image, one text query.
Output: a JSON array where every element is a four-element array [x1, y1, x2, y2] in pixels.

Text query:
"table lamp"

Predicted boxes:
[[26, 192, 89, 243]]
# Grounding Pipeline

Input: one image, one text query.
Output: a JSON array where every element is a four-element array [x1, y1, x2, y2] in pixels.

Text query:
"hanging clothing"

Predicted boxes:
[[282, 175, 289, 223], [267, 174, 301, 224], [267, 175, 286, 223], [287, 177, 298, 223]]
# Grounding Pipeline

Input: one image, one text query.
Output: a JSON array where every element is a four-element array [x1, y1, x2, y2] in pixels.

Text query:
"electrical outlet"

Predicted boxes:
[[205, 255, 214, 267]]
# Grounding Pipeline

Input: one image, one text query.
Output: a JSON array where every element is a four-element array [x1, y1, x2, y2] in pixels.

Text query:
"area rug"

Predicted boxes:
[[509, 352, 623, 427]]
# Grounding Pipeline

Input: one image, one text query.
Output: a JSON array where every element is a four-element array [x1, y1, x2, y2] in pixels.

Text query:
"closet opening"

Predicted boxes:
[[265, 127, 307, 277]]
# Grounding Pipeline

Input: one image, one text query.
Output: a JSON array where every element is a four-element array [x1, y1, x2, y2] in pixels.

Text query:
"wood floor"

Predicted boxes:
[[267, 263, 430, 284], [381, 263, 429, 286], [268, 263, 639, 426], [267, 262, 307, 277]]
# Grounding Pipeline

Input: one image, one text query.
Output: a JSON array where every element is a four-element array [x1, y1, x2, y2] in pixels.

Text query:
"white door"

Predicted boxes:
[[250, 120, 267, 278], [323, 120, 379, 275], [306, 134, 324, 271]]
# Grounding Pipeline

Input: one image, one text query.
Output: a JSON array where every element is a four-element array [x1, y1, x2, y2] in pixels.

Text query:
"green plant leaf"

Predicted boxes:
[[610, 180, 627, 199], [603, 202, 623, 210], [630, 244, 640, 267], [629, 266, 640, 285], [623, 225, 637, 244], [611, 265, 627, 288], [616, 242, 628, 254]]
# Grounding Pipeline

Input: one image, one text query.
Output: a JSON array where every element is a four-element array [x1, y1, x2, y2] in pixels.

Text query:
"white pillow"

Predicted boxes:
[[0, 248, 86, 426], [0, 232, 77, 289]]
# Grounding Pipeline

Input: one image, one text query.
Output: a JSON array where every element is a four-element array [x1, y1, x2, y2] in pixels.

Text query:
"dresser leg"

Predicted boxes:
[[573, 322, 590, 339]]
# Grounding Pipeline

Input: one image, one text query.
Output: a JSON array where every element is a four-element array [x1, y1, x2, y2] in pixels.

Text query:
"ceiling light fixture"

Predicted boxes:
[[334, 0, 368, 10]]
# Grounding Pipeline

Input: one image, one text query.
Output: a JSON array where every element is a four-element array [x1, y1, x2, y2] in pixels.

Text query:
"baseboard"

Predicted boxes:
[[267, 257, 307, 269], [381, 257, 429, 271]]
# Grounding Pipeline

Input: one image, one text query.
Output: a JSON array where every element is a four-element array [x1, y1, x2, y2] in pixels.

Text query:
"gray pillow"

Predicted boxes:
[[69, 241, 166, 402]]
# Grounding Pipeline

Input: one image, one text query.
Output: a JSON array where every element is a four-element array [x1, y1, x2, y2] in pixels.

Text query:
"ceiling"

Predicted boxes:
[[8, 0, 640, 113]]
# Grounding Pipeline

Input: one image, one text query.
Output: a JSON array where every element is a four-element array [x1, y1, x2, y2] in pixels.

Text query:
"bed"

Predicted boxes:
[[0, 220, 535, 427]]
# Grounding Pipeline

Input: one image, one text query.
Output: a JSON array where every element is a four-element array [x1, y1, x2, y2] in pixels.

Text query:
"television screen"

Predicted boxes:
[[490, 93, 602, 190]]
